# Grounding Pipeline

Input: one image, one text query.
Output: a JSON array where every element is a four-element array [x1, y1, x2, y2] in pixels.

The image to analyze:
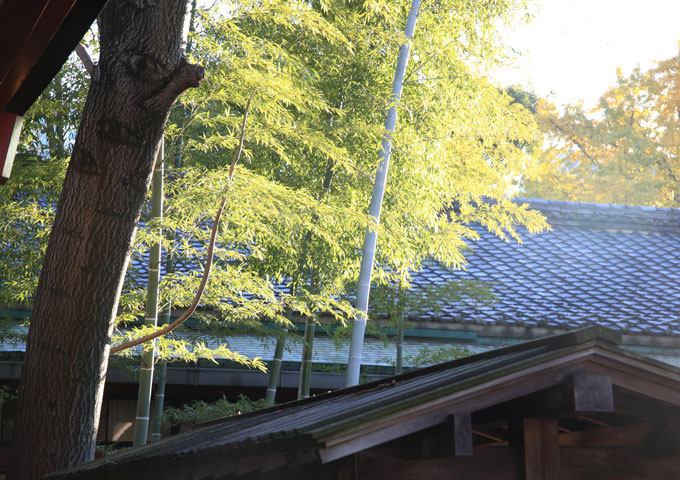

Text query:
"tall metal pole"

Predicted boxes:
[[345, 0, 422, 387]]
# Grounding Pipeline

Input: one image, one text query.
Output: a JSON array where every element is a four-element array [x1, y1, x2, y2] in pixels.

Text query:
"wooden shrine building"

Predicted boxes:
[[50, 326, 680, 480]]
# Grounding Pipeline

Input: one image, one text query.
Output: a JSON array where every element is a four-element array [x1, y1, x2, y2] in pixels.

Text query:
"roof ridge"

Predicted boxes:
[[515, 197, 680, 212], [514, 197, 680, 232]]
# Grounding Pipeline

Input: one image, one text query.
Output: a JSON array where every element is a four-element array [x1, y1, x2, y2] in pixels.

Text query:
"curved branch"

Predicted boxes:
[[111, 92, 255, 354]]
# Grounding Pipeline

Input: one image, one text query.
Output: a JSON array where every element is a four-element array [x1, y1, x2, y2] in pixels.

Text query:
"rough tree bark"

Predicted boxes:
[[9, 2, 203, 478]]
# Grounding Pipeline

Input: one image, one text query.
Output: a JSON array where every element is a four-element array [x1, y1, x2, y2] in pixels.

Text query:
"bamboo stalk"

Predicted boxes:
[[396, 312, 405, 374], [297, 316, 316, 399], [345, 0, 422, 387], [133, 139, 164, 447], [150, 251, 174, 442], [150, 123, 186, 442], [265, 310, 292, 405], [150, 357, 167, 442]]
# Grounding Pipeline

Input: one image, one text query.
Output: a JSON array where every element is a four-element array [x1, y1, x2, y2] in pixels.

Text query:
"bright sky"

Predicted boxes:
[[494, 0, 680, 109]]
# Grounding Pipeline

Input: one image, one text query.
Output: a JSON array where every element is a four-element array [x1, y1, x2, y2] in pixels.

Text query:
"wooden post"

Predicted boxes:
[[523, 417, 560, 480], [336, 454, 356, 480], [450, 413, 473, 456]]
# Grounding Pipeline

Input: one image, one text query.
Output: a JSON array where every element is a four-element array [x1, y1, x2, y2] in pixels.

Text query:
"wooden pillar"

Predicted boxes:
[[449, 413, 473, 456], [336, 454, 356, 480], [523, 417, 560, 480]]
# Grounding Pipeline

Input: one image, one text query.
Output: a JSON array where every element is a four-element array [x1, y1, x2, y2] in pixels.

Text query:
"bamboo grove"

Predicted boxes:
[[1, 0, 547, 432]]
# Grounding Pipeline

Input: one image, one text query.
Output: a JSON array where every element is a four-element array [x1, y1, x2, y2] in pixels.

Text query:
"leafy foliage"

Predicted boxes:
[[0, 52, 88, 306], [163, 394, 269, 427], [1, 0, 547, 367], [525, 47, 680, 207], [402, 344, 472, 367], [332, 276, 495, 352], [370, 276, 496, 321]]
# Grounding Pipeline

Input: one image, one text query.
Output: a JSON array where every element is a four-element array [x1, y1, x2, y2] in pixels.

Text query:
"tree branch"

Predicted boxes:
[[550, 118, 596, 164], [111, 92, 255, 354], [143, 57, 205, 110], [75, 44, 94, 75]]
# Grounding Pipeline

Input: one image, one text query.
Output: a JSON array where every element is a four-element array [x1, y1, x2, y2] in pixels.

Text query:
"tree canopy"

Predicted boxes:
[[2, 0, 546, 350], [525, 47, 680, 207]]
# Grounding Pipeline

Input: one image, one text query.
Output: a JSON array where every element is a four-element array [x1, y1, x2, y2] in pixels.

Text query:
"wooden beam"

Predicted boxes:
[[574, 414, 610, 428], [319, 410, 448, 463], [234, 456, 262, 476], [559, 422, 654, 446], [259, 453, 288, 473], [320, 354, 595, 466], [523, 418, 560, 480], [2, 0, 108, 115], [613, 386, 680, 422], [475, 374, 613, 426], [356, 446, 519, 480], [472, 429, 504, 443], [572, 373, 613, 412], [286, 448, 319, 469], [589, 356, 680, 408], [0, 0, 79, 109], [0, 0, 52, 86], [560, 445, 680, 479]]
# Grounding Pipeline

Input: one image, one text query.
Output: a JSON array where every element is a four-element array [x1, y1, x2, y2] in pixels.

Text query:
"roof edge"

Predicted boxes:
[[515, 197, 680, 232], [195, 326, 621, 429]]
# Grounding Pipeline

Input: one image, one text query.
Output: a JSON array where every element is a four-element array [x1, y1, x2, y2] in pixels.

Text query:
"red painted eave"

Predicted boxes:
[[0, 0, 108, 184], [0, 0, 79, 112]]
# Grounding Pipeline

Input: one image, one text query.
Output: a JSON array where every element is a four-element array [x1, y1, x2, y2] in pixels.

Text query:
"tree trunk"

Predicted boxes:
[[9, 2, 203, 478]]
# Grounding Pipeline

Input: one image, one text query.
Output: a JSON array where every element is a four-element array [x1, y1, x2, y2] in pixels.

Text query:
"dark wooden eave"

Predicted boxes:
[[0, 0, 107, 184], [0, 0, 106, 115], [48, 327, 680, 479]]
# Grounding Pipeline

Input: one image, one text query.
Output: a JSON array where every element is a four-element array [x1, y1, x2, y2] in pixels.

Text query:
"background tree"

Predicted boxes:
[[338, 0, 546, 381], [525, 47, 680, 207], [114, 0, 546, 396], [113, 0, 366, 405], [0, 52, 89, 308]]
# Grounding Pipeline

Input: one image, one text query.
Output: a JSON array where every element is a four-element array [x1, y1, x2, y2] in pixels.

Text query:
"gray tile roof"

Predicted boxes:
[[127, 198, 680, 338], [410, 199, 680, 336]]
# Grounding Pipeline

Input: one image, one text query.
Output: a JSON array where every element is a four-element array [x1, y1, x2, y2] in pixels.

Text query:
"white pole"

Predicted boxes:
[[345, 0, 422, 387]]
